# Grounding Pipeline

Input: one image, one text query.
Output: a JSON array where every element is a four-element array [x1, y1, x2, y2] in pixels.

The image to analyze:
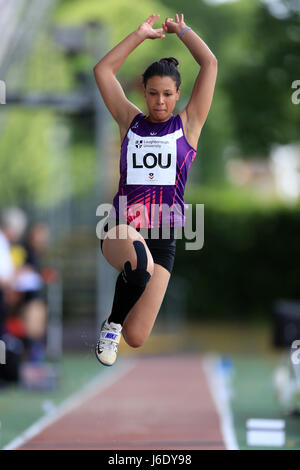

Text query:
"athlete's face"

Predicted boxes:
[[144, 75, 180, 122]]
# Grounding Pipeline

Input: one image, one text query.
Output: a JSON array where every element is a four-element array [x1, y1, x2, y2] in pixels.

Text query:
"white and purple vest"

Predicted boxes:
[[111, 112, 197, 228]]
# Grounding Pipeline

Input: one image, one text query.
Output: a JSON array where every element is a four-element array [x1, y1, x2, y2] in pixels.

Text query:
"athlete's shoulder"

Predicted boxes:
[[175, 113, 183, 125], [129, 112, 146, 129], [120, 112, 145, 146]]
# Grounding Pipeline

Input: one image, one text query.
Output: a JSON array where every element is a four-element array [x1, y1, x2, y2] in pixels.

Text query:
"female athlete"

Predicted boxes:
[[93, 13, 217, 366]]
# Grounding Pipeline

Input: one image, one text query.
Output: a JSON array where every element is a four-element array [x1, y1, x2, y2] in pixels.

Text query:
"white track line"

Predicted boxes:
[[202, 354, 239, 450], [3, 357, 138, 450]]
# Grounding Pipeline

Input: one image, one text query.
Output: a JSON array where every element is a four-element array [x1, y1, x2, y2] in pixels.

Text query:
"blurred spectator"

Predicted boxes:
[[15, 222, 59, 391], [0, 229, 13, 338], [6, 223, 50, 363], [0, 207, 27, 385], [0, 211, 56, 388], [24, 223, 50, 272], [17, 223, 50, 362], [0, 207, 27, 337]]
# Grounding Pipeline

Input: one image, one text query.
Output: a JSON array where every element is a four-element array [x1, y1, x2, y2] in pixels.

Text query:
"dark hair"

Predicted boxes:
[[142, 57, 181, 91]]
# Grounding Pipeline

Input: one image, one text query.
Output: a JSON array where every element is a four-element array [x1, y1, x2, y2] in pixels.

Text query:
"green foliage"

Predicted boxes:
[[0, 28, 97, 208], [222, 1, 300, 155], [0, 109, 68, 207], [185, 184, 286, 212], [55, 0, 200, 102], [68, 114, 96, 196], [0, 30, 77, 208], [176, 186, 300, 319], [24, 32, 75, 92]]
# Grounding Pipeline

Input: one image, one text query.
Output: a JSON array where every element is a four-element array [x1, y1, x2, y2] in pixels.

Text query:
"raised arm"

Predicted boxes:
[[163, 14, 218, 137], [93, 15, 165, 136]]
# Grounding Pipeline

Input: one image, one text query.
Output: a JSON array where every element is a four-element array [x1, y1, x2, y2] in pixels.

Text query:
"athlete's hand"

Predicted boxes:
[[162, 13, 187, 35], [137, 14, 165, 40]]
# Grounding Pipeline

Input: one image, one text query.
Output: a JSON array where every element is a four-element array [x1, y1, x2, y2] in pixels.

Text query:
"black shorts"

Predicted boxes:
[[100, 222, 177, 274]]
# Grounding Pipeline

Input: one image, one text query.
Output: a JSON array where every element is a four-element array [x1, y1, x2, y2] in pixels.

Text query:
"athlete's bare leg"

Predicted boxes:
[[101, 224, 170, 347], [102, 224, 154, 273], [122, 263, 171, 347]]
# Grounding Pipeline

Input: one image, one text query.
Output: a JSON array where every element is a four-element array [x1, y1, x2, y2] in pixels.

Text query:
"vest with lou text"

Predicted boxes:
[[110, 112, 197, 228]]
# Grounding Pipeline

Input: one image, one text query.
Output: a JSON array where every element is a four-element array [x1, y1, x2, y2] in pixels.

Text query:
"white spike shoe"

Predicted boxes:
[[95, 320, 122, 366]]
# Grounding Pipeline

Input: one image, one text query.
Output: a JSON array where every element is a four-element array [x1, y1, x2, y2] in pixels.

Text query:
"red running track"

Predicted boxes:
[[18, 355, 226, 450]]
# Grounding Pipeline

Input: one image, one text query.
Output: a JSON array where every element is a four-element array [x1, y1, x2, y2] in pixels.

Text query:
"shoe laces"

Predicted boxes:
[[97, 321, 122, 353]]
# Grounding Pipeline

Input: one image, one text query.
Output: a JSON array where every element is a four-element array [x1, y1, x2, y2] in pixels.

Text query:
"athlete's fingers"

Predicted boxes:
[[149, 14, 160, 25], [175, 13, 179, 23], [155, 28, 165, 38], [146, 14, 154, 23], [180, 13, 184, 22], [146, 14, 157, 24]]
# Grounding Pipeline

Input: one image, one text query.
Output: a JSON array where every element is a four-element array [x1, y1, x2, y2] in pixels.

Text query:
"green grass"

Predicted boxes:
[[0, 352, 105, 449], [230, 354, 300, 450]]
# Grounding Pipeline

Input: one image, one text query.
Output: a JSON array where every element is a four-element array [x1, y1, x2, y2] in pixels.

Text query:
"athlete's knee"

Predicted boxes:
[[128, 337, 145, 349], [122, 327, 147, 348], [123, 240, 153, 287]]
